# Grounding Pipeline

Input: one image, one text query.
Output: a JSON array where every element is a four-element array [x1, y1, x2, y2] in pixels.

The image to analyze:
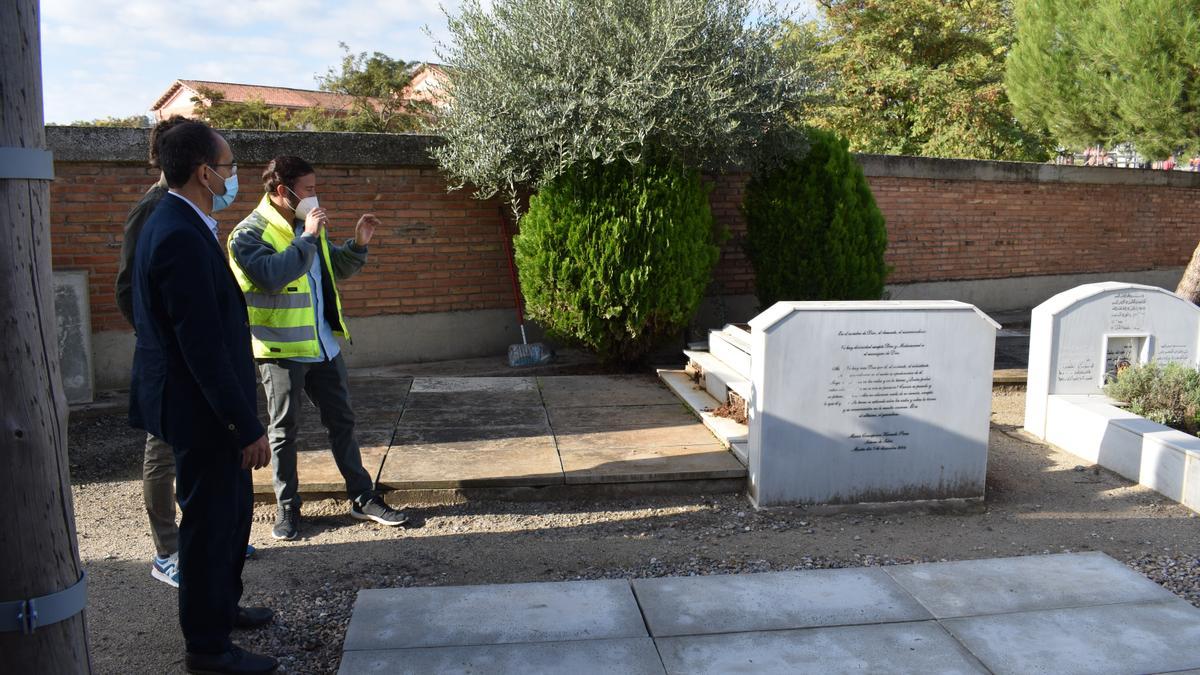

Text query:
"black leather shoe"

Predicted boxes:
[[185, 645, 278, 674], [233, 605, 274, 630]]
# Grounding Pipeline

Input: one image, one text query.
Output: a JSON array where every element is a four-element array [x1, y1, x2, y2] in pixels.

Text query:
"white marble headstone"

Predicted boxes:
[[747, 301, 998, 507], [1024, 282, 1200, 439]]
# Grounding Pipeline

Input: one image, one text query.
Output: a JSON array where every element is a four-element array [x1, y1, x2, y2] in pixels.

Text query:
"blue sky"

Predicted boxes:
[[40, 0, 815, 124]]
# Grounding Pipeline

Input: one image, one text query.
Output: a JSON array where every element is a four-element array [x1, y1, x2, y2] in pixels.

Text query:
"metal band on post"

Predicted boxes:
[[0, 571, 87, 634], [0, 146, 55, 180]]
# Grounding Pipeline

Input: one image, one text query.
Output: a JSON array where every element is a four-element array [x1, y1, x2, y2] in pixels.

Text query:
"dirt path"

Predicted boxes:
[[70, 388, 1200, 674]]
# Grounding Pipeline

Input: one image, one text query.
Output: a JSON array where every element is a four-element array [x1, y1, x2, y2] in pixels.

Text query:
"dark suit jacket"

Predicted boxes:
[[129, 192, 264, 450]]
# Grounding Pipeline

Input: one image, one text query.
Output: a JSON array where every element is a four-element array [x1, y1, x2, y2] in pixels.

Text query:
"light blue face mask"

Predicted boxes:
[[204, 165, 239, 213]]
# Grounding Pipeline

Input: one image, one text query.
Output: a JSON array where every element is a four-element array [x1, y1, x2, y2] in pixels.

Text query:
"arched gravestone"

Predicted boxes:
[[746, 301, 999, 508], [1024, 282, 1200, 440], [1023, 283, 1200, 512]]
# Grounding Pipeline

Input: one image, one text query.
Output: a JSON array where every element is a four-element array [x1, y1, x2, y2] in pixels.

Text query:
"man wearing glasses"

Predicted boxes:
[[129, 121, 277, 674]]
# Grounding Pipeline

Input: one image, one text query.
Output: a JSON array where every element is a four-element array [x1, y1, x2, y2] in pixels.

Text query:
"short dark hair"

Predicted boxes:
[[148, 115, 188, 167], [157, 121, 220, 189], [263, 156, 315, 195]]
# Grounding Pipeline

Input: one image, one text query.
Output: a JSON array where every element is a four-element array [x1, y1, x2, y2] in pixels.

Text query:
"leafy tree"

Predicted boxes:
[[433, 0, 809, 213], [191, 87, 292, 130], [66, 114, 152, 127], [514, 158, 722, 363], [313, 43, 431, 133], [1007, 0, 1200, 160], [792, 0, 1051, 161], [1006, 0, 1200, 301], [744, 127, 889, 307]]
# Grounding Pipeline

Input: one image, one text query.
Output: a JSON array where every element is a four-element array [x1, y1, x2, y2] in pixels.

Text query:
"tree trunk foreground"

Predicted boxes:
[[0, 0, 91, 670]]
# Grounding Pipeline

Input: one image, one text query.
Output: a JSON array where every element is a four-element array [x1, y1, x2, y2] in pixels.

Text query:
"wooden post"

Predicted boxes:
[[0, 0, 91, 670]]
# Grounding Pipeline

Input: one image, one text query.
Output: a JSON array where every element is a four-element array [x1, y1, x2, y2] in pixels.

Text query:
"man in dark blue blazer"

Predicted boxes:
[[129, 120, 277, 675]]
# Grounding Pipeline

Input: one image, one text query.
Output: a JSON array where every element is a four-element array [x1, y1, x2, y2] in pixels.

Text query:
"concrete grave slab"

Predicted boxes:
[[560, 444, 744, 484], [410, 376, 537, 393], [399, 406, 549, 429], [942, 599, 1200, 675], [252, 432, 390, 494], [655, 621, 987, 675], [632, 568, 931, 637], [538, 375, 682, 409], [337, 638, 665, 675], [404, 388, 544, 410], [884, 551, 1177, 618], [378, 432, 561, 488], [550, 404, 718, 450], [342, 580, 647, 651]]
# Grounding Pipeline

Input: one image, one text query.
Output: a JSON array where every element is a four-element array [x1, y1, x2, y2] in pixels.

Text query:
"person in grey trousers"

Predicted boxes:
[[115, 115, 254, 587], [226, 155, 408, 540]]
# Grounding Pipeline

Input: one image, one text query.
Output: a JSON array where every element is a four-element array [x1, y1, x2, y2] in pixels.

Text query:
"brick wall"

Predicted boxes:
[[46, 128, 1200, 336], [50, 161, 516, 334]]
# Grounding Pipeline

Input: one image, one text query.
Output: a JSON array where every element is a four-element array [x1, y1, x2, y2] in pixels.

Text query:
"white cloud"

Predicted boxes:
[[39, 0, 811, 123]]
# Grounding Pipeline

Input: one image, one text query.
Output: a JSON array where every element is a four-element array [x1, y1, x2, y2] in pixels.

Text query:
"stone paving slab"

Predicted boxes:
[[404, 388, 544, 410], [884, 551, 1178, 618], [410, 376, 537, 393], [342, 553, 1200, 673], [398, 406, 550, 429], [942, 599, 1200, 675], [654, 622, 987, 675], [632, 568, 932, 637], [274, 374, 742, 496], [550, 405, 719, 450], [337, 638, 665, 675], [378, 432, 562, 489], [343, 580, 647, 651], [252, 432, 390, 494], [538, 374, 682, 409], [560, 443, 744, 484]]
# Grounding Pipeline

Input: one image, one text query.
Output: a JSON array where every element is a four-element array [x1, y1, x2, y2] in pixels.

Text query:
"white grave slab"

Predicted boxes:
[[747, 301, 998, 507], [1025, 282, 1200, 439]]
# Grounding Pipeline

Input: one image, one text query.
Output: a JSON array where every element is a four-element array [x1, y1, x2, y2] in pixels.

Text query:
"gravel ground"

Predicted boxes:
[[70, 387, 1200, 674]]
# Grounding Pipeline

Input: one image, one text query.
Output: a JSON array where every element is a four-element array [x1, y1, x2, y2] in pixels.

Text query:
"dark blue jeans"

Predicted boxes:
[[174, 443, 251, 654], [258, 354, 374, 509]]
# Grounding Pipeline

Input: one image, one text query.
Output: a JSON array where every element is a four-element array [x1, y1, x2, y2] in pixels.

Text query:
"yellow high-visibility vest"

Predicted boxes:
[[228, 194, 351, 359]]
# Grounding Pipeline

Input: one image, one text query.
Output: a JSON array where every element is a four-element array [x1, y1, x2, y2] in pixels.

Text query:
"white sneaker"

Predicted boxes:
[[151, 553, 180, 588]]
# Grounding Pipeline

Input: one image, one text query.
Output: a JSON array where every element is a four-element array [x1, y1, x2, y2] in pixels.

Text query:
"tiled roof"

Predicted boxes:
[[152, 80, 362, 112]]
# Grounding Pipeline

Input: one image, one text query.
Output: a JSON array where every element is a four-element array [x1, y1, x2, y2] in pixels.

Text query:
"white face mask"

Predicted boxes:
[[286, 187, 319, 220]]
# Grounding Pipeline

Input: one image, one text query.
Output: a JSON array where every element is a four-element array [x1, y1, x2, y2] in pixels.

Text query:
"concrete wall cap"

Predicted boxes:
[[45, 127, 1200, 187]]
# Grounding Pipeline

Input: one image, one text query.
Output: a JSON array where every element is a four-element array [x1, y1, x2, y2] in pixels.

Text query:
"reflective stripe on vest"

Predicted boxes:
[[250, 324, 317, 345]]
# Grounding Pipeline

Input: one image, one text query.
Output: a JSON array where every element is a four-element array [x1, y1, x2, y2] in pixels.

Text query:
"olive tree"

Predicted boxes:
[[432, 0, 810, 214]]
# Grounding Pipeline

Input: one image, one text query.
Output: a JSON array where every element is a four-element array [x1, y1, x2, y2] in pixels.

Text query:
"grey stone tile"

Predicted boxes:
[[399, 406, 549, 429], [633, 568, 931, 637], [550, 404, 718, 450], [337, 638, 665, 675], [404, 389, 544, 410], [884, 551, 1177, 618], [343, 580, 647, 651], [538, 374, 681, 408], [942, 599, 1200, 675], [655, 621, 987, 675], [378, 432, 562, 489], [410, 376, 536, 393], [561, 444, 745, 484], [251, 432, 390, 494]]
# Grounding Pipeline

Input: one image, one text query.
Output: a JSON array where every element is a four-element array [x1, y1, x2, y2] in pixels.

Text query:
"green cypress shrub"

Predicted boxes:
[[514, 158, 722, 364], [743, 128, 889, 307]]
